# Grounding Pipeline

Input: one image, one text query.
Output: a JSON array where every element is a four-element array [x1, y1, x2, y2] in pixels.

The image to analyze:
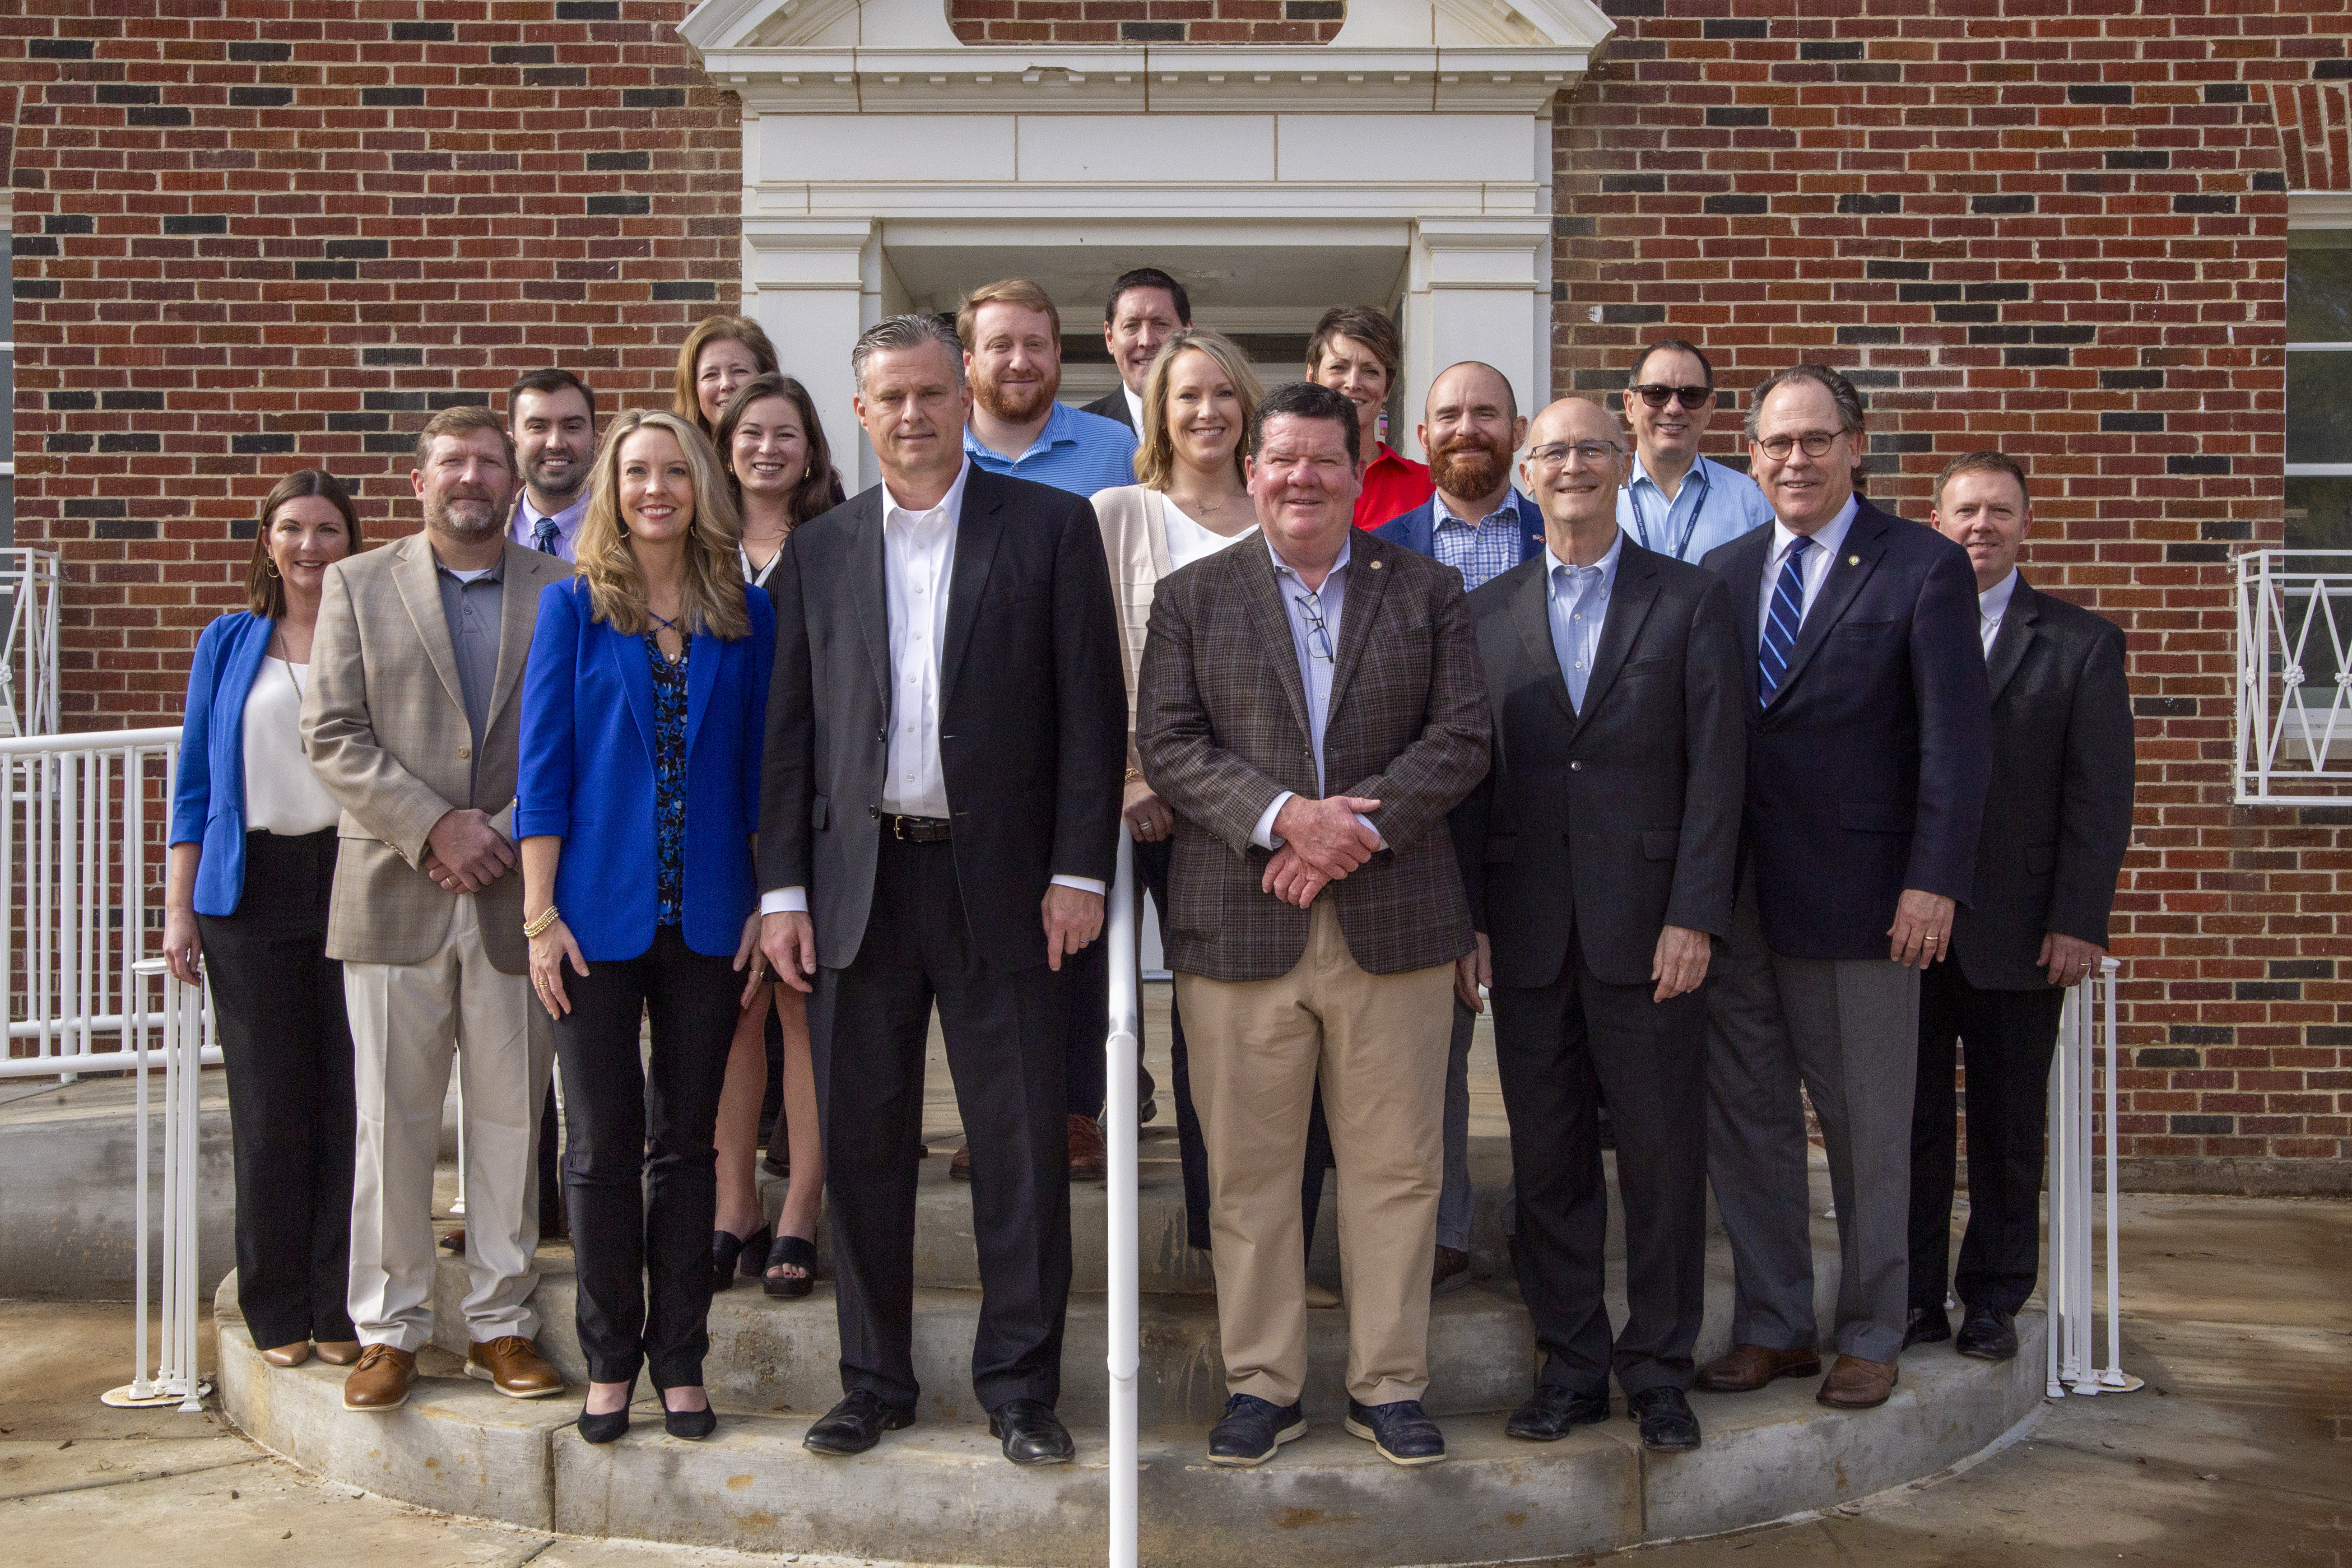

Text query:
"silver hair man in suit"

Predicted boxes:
[[302, 406, 570, 1414]]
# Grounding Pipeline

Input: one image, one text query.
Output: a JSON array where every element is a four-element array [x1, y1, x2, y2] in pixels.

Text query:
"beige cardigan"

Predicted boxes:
[[1093, 484, 1261, 762]]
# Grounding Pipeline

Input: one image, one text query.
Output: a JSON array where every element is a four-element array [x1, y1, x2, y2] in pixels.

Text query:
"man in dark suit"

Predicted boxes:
[[758, 313, 1127, 1466], [1452, 396, 1745, 1451], [1137, 381, 1490, 1470], [1695, 365, 1992, 1412], [1081, 265, 1191, 434], [1907, 451, 2134, 1362]]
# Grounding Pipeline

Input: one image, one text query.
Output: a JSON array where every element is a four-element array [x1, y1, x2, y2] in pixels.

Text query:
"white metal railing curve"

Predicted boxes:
[[2045, 956, 2139, 1398], [0, 549, 63, 741], [2236, 548, 2352, 805]]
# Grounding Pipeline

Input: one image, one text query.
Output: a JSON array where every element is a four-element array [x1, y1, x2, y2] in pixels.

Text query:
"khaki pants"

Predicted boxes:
[[344, 893, 553, 1352], [1177, 901, 1455, 1408]]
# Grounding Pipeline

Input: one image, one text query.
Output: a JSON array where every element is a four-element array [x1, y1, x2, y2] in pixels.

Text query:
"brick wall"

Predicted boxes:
[[7, 0, 739, 729], [1555, 1, 2349, 1186], [946, 0, 1343, 45]]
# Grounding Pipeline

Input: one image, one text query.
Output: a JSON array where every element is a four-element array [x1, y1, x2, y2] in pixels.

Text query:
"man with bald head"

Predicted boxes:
[[1449, 397, 1744, 1450], [1370, 360, 1544, 1290]]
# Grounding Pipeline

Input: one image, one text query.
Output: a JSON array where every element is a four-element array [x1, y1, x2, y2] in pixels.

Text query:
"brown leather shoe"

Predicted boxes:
[[1816, 1354, 1899, 1410], [342, 1345, 417, 1411], [439, 1227, 466, 1254], [314, 1340, 363, 1366], [466, 1335, 566, 1399], [1068, 1114, 1107, 1182], [1695, 1343, 1823, 1393], [260, 1340, 312, 1368]]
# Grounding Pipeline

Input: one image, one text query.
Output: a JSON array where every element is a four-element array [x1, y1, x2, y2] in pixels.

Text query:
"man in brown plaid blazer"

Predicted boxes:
[[1136, 381, 1490, 1469]]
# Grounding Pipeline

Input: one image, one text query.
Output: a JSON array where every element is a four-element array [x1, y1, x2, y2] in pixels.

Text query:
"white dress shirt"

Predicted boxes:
[[1977, 567, 2019, 660], [1757, 494, 1859, 650], [1123, 385, 1145, 436]]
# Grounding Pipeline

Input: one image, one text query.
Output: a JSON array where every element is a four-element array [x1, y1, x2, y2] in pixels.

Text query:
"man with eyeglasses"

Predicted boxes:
[[1694, 365, 1991, 1414], [1449, 397, 1745, 1452], [1136, 380, 1490, 1470], [1616, 340, 1776, 563]]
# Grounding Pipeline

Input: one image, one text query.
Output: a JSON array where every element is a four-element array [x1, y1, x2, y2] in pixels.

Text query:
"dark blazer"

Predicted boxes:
[[1081, 388, 1134, 434], [516, 578, 774, 963], [1369, 490, 1546, 577], [170, 611, 279, 916], [1451, 540, 1747, 990], [1135, 529, 1492, 982], [758, 467, 1127, 972], [1950, 575, 2135, 991], [1700, 497, 1993, 962]]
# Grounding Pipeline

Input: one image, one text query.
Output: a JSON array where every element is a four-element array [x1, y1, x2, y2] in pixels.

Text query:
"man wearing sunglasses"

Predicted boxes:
[[1616, 340, 1776, 563]]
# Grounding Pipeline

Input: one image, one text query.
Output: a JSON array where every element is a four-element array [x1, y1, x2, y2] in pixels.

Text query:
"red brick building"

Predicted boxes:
[[6, 0, 2348, 1188]]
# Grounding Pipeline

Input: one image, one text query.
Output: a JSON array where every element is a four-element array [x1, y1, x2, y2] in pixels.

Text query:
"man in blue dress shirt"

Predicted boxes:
[[502, 368, 598, 563], [1614, 340, 1775, 564]]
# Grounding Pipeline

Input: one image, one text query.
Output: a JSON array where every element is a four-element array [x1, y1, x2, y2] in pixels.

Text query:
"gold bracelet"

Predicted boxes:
[[522, 906, 562, 940]]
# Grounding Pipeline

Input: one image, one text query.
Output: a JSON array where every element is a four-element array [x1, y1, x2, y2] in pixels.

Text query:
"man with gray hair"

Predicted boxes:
[[758, 313, 1128, 1466], [1695, 365, 1990, 1413]]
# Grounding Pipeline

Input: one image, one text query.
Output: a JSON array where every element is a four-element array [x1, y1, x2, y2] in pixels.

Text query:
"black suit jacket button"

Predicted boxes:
[[869, 805, 880, 819], [1569, 759, 1583, 772]]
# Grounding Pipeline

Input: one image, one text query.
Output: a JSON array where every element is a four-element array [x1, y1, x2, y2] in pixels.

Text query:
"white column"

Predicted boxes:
[[1403, 216, 1553, 458], [742, 216, 880, 490]]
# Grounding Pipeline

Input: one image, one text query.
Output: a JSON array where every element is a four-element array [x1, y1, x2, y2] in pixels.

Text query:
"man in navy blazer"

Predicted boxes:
[[1694, 366, 1992, 1413], [1367, 360, 1541, 1293]]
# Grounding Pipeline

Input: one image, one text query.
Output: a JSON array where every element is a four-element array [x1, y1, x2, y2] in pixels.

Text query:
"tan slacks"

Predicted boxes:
[[1177, 901, 1456, 1408], [344, 892, 553, 1352]]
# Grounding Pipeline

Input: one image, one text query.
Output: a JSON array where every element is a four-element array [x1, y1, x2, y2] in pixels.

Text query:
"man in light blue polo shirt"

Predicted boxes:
[[1615, 339, 1776, 564], [958, 277, 1138, 501]]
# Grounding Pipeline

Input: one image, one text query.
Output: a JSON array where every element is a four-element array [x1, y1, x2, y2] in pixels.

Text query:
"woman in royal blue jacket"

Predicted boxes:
[[163, 470, 365, 1369], [516, 409, 772, 1445]]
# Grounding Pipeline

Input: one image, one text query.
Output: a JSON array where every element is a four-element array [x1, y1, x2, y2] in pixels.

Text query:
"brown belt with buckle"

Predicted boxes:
[[883, 813, 953, 843]]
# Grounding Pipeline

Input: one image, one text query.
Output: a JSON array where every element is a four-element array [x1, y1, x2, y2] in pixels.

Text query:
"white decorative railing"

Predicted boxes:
[[2236, 549, 2352, 805], [2045, 957, 2139, 1398], [101, 958, 214, 1410], [0, 549, 63, 741]]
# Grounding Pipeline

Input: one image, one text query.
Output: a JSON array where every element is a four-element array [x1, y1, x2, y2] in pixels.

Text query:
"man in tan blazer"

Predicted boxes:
[[1135, 381, 1490, 1469], [302, 407, 570, 1413]]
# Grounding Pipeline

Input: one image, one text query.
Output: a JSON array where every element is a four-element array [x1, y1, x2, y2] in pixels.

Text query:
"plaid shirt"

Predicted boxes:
[[1431, 493, 1527, 592]]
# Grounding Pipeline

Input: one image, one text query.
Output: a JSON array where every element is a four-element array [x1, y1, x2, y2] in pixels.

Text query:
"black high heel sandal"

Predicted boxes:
[[762, 1233, 818, 1300], [712, 1226, 770, 1291], [651, 1375, 717, 1440]]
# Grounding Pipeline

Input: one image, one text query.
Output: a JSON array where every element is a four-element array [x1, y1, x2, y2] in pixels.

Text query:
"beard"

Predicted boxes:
[[1428, 435, 1511, 501], [427, 493, 505, 544], [974, 362, 1061, 425], [522, 452, 584, 503]]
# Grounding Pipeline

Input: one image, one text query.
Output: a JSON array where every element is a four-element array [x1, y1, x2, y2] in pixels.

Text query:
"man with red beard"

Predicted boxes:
[[1369, 360, 1544, 1292]]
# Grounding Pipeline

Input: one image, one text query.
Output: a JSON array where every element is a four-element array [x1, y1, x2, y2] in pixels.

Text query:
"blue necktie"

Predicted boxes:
[[532, 517, 560, 556], [1758, 535, 1811, 704]]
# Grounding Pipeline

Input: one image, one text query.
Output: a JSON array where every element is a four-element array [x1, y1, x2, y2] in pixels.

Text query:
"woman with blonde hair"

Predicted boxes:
[[516, 409, 775, 1444], [673, 315, 781, 439]]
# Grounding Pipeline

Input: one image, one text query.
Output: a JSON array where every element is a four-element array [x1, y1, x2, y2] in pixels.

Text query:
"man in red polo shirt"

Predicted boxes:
[[1306, 305, 1433, 529]]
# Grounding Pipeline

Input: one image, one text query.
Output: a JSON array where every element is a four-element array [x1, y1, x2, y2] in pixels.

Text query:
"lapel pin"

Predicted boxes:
[[1369, 559, 1383, 570], [1847, 554, 1859, 566]]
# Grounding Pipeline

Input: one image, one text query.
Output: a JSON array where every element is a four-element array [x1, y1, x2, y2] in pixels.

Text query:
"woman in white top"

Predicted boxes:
[[162, 471, 363, 1369], [708, 373, 847, 1297], [1091, 329, 1264, 1254]]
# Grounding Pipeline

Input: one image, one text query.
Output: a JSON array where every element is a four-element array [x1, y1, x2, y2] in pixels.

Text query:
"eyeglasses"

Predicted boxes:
[[1528, 440, 1627, 470], [1630, 384, 1715, 410], [1292, 593, 1335, 661], [1752, 431, 1845, 461]]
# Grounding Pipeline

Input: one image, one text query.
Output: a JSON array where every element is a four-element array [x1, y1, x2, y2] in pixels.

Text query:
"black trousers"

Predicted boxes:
[[197, 829, 357, 1352], [811, 834, 1072, 1411], [1493, 940, 1708, 1397], [1136, 838, 1210, 1251], [1909, 962, 2065, 1316], [554, 925, 737, 1387]]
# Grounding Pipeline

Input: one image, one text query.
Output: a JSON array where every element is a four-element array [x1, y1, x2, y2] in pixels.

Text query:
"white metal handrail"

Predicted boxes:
[[1104, 828, 1139, 1568], [2236, 549, 2352, 804], [0, 549, 62, 740], [101, 957, 213, 1410], [2045, 956, 2138, 1397]]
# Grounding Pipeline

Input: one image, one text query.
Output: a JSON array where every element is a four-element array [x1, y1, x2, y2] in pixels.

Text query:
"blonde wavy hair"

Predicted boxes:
[[575, 409, 750, 642], [1134, 329, 1263, 492]]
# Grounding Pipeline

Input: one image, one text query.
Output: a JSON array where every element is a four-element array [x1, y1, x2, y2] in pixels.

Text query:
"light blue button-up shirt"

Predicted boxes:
[[1545, 533, 1622, 712], [1616, 452, 1776, 563], [1249, 535, 1382, 852], [962, 399, 1138, 498], [1432, 489, 1527, 593]]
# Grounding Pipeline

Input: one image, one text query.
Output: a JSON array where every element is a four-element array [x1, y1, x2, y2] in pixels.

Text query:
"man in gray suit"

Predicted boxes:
[[303, 407, 570, 1414]]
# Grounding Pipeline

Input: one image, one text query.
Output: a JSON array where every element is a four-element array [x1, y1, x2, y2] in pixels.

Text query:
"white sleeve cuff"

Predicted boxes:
[[1251, 791, 1294, 851], [1050, 875, 1106, 897], [760, 887, 809, 915]]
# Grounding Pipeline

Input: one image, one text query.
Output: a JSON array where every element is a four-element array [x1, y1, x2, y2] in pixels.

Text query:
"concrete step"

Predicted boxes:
[[219, 1271, 2047, 1568]]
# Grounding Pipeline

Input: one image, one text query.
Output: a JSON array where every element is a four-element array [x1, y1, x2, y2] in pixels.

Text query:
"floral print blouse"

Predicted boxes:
[[646, 631, 689, 929]]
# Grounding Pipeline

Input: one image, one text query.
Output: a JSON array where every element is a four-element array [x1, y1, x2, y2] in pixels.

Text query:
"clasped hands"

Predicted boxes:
[[1261, 793, 1382, 910], [423, 808, 515, 893]]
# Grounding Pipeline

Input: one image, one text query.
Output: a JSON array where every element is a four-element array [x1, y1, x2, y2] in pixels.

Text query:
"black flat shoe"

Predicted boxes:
[[1627, 1385, 1701, 1452], [712, 1226, 770, 1292], [763, 1233, 817, 1299], [987, 1398, 1075, 1466], [577, 1404, 630, 1444], [1903, 1303, 1952, 1349], [1345, 1397, 1446, 1466], [1504, 1384, 1610, 1441], [1955, 1304, 2019, 1362], [804, 1389, 915, 1456]]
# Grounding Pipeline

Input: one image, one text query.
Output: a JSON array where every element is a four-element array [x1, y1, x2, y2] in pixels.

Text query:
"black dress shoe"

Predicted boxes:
[[987, 1398, 1075, 1466], [1504, 1384, 1609, 1441], [1344, 1398, 1446, 1466], [1903, 1304, 1952, 1349], [1207, 1394, 1306, 1466], [803, 1389, 916, 1456], [1955, 1304, 2019, 1362], [1626, 1386, 1701, 1452], [576, 1404, 629, 1444]]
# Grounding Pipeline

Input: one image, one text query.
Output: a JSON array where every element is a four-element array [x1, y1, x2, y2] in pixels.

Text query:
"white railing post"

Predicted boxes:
[[1104, 828, 1139, 1568], [103, 956, 213, 1411], [2045, 956, 2139, 1399]]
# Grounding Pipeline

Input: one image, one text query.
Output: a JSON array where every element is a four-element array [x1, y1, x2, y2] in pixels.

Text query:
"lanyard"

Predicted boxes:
[[1632, 460, 1711, 562]]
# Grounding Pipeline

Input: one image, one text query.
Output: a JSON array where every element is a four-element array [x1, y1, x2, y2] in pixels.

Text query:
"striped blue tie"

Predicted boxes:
[[1758, 535, 1811, 704]]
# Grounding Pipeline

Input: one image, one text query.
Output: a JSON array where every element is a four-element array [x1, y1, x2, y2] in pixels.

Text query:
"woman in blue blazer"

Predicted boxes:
[[162, 470, 365, 1369], [517, 409, 772, 1445]]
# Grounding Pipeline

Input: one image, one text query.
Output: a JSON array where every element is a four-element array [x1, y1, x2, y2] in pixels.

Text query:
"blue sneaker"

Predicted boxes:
[[1207, 1393, 1306, 1466], [1345, 1397, 1446, 1466]]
